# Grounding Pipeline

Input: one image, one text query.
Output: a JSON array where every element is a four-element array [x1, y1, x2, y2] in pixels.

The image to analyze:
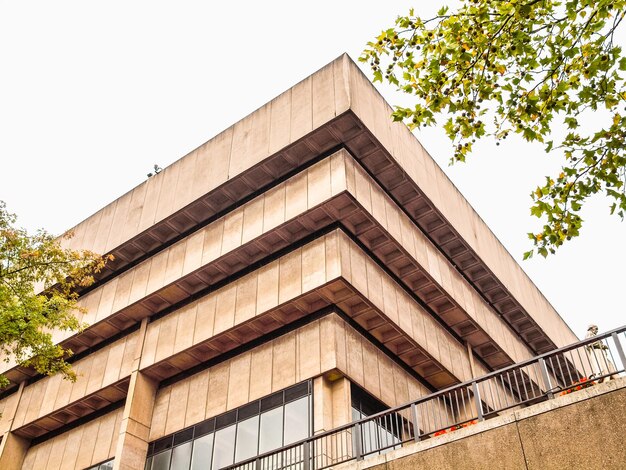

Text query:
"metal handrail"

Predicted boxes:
[[224, 325, 626, 470]]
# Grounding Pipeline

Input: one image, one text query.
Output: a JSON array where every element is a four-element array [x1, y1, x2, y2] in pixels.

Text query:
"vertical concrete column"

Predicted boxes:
[[313, 372, 352, 467], [313, 375, 333, 435], [113, 318, 158, 470], [0, 382, 30, 470], [330, 375, 352, 427], [313, 372, 352, 432]]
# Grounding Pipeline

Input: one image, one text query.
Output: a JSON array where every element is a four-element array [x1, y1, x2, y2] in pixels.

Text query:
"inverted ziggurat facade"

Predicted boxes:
[[0, 55, 578, 470]]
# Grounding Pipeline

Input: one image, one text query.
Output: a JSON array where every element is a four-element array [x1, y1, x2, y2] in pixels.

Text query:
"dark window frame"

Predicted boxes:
[[85, 458, 114, 470], [350, 383, 404, 457], [145, 380, 312, 470]]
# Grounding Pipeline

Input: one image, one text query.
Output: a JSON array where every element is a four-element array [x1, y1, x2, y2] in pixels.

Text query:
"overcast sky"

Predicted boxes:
[[1, 1, 624, 339]]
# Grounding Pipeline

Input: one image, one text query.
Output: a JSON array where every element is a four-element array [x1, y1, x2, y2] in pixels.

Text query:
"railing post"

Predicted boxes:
[[353, 422, 363, 461], [472, 381, 484, 421], [255, 457, 261, 470], [611, 333, 626, 371], [538, 358, 554, 399], [410, 403, 420, 442], [303, 440, 310, 470]]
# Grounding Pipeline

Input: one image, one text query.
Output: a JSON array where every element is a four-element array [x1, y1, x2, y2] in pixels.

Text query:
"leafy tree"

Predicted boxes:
[[0, 201, 110, 388], [361, 0, 626, 258]]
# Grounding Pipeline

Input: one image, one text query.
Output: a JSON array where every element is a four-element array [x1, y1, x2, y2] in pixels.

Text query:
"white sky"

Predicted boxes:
[[1, 1, 624, 340]]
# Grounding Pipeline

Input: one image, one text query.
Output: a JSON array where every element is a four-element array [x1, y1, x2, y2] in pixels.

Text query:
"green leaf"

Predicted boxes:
[[0, 201, 112, 387], [530, 205, 543, 218], [363, 0, 626, 257]]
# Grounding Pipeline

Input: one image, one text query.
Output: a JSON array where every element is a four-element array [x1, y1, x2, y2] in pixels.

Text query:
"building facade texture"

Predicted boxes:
[[0, 55, 577, 470]]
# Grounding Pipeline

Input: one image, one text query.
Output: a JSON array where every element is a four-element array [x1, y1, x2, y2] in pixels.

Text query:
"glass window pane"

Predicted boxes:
[[362, 421, 379, 455], [99, 461, 114, 470], [259, 407, 283, 453], [212, 424, 236, 470], [190, 433, 213, 470], [284, 397, 309, 445], [152, 450, 172, 470], [171, 442, 193, 470], [235, 415, 259, 463], [144, 382, 311, 470]]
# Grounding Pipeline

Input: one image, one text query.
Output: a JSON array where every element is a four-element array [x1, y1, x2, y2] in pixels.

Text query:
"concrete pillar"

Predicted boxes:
[[313, 372, 352, 432], [113, 318, 158, 470], [0, 433, 30, 470], [112, 371, 158, 470], [330, 375, 352, 427], [313, 372, 352, 467], [0, 382, 30, 470], [313, 375, 334, 435]]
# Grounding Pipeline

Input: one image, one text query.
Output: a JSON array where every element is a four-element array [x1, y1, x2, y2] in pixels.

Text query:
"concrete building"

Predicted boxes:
[[0, 55, 585, 470]]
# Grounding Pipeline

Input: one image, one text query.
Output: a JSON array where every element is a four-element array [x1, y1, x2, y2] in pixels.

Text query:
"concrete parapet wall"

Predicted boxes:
[[342, 377, 626, 470]]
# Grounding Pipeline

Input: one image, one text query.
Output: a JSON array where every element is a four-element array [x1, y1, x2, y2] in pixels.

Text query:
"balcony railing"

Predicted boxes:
[[224, 325, 626, 470]]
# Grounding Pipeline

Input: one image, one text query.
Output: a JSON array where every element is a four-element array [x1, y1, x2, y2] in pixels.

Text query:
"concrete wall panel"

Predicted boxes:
[[268, 90, 292, 155], [12, 331, 138, 430], [229, 104, 270, 179], [148, 314, 433, 442], [21, 407, 123, 470], [190, 128, 233, 202]]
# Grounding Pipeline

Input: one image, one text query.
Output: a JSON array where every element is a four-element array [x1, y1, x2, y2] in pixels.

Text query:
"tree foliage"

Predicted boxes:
[[361, 0, 626, 257], [0, 201, 110, 388]]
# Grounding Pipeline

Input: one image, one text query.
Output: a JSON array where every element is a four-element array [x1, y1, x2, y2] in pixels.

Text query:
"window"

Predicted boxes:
[[86, 459, 114, 470], [351, 385, 402, 457], [145, 381, 312, 470]]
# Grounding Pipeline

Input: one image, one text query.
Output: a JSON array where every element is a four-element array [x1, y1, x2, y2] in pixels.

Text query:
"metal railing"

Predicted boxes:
[[224, 325, 626, 470]]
